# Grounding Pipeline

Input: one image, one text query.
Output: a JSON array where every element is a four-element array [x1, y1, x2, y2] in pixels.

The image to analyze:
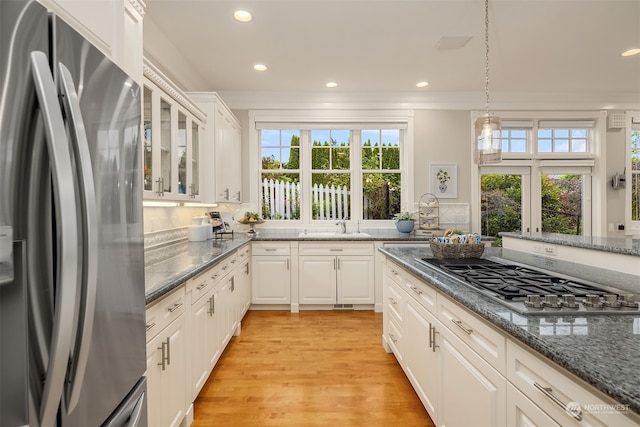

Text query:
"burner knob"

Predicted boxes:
[[584, 294, 603, 308], [620, 294, 639, 309], [562, 294, 579, 309], [524, 295, 544, 309], [603, 294, 622, 309], [544, 295, 562, 308]]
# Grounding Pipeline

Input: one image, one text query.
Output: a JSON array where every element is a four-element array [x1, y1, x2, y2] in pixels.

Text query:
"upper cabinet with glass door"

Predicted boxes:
[[142, 60, 205, 201]]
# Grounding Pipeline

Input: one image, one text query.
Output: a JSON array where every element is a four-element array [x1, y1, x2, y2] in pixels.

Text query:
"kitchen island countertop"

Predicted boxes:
[[379, 245, 640, 417], [500, 231, 640, 257]]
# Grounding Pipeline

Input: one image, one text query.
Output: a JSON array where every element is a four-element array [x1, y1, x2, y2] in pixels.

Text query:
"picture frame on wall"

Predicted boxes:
[[430, 163, 457, 199]]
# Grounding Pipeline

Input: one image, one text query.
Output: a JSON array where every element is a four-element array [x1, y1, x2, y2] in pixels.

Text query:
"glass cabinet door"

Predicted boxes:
[[177, 112, 187, 195], [160, 98, 172, 194], [143, 87, 153, 191], [191, 122, 200, 198]]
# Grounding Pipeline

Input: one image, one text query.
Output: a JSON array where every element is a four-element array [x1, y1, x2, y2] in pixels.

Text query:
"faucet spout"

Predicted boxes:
[[336, 219, 347, 234]]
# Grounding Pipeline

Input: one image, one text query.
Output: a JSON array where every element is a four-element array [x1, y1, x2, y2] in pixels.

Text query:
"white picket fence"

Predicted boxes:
[[261, 178, 350, 220]]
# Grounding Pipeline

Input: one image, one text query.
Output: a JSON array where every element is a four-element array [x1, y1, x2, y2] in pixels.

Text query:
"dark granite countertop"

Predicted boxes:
[[379, 246, 640, 417], [144, 229, 429, 304], [145, 236, 251, 304], [501, 231, 640, 257]]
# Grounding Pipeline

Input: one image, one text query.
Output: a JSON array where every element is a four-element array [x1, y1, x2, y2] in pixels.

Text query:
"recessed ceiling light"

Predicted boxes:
[[326, 82, 338, 88], [416, 81, 429, 88], [621, 48, 640, 57], [233, 10, 252, 22], [253, 64, 267, 71]]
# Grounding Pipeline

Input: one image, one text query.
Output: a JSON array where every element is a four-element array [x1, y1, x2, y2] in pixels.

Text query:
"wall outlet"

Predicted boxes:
[[543, 245, 557, 256], [608, 223, 614, 232]]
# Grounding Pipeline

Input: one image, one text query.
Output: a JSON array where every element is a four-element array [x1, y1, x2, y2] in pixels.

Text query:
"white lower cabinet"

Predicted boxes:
[[438, 322, 506, 427], [383, 258, 640, 427], [507, 383, 560, 427], [298, 243, 374, 305], [146, 244, 252, 427], [145, 287, 187, 427], [252, 243, 291, 304]]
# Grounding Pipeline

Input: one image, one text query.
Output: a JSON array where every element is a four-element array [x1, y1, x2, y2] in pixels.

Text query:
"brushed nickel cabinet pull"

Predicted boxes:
[[167, 302, 183, 313], [533, 382, 582, 421], [451, 319, 473, 335]]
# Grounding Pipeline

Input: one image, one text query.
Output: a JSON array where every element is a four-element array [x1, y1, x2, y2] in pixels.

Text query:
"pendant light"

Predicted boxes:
[[474, 0, 501, 164]]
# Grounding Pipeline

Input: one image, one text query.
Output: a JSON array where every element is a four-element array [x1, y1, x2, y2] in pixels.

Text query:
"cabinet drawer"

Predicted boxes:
[[146, 286, 186, 342], [252, 242, 290, 256], [299, 242, 373, 256], [187, 268, 214, 302], [387, 316, 403, 363], [387, 262, 437, 316], [507, 340, 640, 427], [236, 244, 251, 260], [386, 281, 404, 325], [437, 294, 506, 374]]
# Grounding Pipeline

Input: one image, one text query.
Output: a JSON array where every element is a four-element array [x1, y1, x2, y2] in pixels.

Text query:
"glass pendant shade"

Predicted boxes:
[[474, 115, 502, 164]]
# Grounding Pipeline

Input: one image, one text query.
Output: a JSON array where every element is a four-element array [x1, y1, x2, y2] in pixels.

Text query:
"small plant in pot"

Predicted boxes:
[[393, 211, 415, 234]]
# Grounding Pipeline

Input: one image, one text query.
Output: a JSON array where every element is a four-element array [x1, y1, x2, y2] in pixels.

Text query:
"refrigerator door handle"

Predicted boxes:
[[57, 62, 99, 414], [126, 392, 145, 427], [30, 51, 80, 427]]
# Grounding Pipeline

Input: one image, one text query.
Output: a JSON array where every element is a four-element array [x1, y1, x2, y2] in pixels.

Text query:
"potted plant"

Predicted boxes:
[[393, 211, 415, 234]]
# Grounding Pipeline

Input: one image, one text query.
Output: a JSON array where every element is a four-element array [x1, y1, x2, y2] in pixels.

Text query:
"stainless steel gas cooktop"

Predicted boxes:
[[415, 257, 639, 315]]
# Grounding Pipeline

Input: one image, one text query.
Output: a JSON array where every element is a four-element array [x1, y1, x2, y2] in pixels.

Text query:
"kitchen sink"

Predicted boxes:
[[298, 232, 372, 238]]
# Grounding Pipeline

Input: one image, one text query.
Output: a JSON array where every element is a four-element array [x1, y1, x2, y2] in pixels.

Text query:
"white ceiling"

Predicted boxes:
[[143, 0, 640, 110]]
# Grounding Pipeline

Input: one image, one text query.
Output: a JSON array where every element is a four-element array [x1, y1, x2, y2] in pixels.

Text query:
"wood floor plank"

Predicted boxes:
[[192, 310, 434, 426]]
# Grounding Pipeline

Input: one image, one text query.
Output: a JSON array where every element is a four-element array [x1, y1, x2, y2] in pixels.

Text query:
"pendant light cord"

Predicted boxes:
[[484, 0, 490, 117]]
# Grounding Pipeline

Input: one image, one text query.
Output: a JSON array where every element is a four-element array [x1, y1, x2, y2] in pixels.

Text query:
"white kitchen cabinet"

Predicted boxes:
[[507, 340, 640, 427], [188, 270, 221, 400], [438, 321, 506, 427], [404, 295, 439, 420], [143, 63, 205, 201], [298, 243, 374, 306], [235, 247, 252, 324], [506, 383, 560, 427], [188, 92, 242, 204], [384, 260, 507, 427], [39, 0, 145, 80], [145, 287, 187, 427], [251, 243, 291, 304]]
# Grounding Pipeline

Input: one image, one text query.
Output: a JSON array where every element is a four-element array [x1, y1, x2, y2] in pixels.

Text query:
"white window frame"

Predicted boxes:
[[250, 110, 414, 228], [471, 110, 606, 237], [626, 111, 640, 235]]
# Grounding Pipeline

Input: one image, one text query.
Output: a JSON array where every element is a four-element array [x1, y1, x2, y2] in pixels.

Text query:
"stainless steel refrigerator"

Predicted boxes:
[[0, 1, 147, 426]]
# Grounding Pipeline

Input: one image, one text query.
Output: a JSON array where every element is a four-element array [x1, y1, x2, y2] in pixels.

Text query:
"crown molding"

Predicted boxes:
[[127, 0, 146, 16], [143, 58, 206, 123]]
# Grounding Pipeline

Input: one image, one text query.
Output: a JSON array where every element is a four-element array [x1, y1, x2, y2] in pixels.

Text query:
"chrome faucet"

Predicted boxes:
[[336, 218, 347, 234]]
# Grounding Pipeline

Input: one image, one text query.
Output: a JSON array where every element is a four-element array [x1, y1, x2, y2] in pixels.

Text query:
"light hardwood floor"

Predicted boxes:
[[192, 310, 434, 426]]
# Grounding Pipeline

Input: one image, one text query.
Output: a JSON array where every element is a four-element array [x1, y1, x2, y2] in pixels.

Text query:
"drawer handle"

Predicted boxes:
[[211, 274, 219, 280], [265, 248, 277, 252], [222, 265, 229, 271], [533, 382, 582, 421], [389, 333, 397, 343], [231, 259, 237, 264], [196, 283, 207, 291], [388, 297, 397, 305], [167, 302, 183, 313], [410, 286, 422, 295], [330, 248, 343, 251], [145, 322, 156, 332], [157, 337, 170, 370], [451, 319, 473, 335]]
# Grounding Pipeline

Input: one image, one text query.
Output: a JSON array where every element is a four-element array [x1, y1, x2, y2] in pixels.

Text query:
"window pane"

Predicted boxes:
[[555, 139, 569, 152], [538, 139, 552, 152], [511, 130, 527, 139], [362, 139, 380, 169], [312, 143, 330, 170], [260, 173, 300, 220], [381, 146, 400, 169], [284, 147, 299, 169], [363, 173, 401, 219], [541, 174, 583, 235], [554, 129, 569, 138], [571, 129, 587, 138], [332, 145, 350, 170], [511, 139, 526, 152], [502, 139, 509, 152], [261, 129, 281, 146], [311, 173, 351, 220], [538, 129, 552, 138], [571, 139, 587, 152], [481, 174, 522, 237], [262, 148, 281, 169]]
